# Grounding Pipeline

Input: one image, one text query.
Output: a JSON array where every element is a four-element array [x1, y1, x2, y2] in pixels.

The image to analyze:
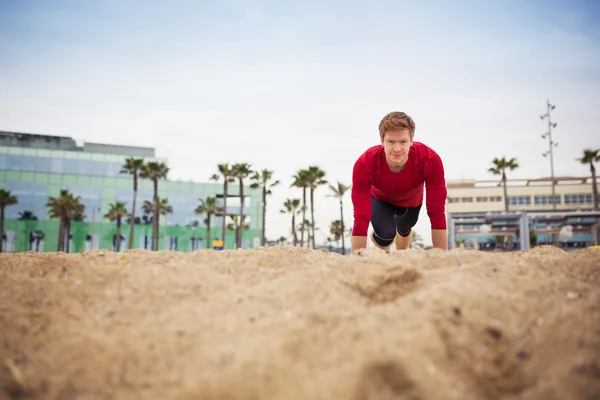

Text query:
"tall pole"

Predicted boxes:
[[540, 99, 558, 210]]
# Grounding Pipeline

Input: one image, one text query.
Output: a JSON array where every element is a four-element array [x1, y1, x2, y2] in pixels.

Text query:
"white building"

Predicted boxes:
[[446, 176, 598, 250]]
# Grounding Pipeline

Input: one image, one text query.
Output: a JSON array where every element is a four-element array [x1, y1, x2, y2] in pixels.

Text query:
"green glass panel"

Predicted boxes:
[[0, 146, 8, 154], [48, 174, 62, 185], [64, 151, 79, 159], [48, 184, 61, 196], [22, 148, 36, 156], [166, 180, 180, 192], [76, 175, 90, 186], [62, 175, 77, 185], [103, 177, 117, 187], [90, 176, 103, 187], [117, 178, 130, 188], [34, 173, 49, 184], [103, 187, 116, 199], [140, 179, 153, 190], [8, 147, 22, 155], [5, 171, 20, 181], [36, 149, 51, 157], [90, 153, 105, 161]]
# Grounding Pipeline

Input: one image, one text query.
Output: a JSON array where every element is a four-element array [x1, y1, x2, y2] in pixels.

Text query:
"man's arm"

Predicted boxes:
[[431, 229, 448, 250], [351, 158, 372, 253], [351, 236, 368, 252], [424, 152, 449, 250]]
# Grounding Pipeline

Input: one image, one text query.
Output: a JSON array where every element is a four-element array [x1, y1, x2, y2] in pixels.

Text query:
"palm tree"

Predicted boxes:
[[576, 149, 600, 210], [0, 189, 18, 252], [280, 198, 301, 246], [250, 169, 280, 246], [306, 166, 327, 249], [291, 169, 311, 247], [70, 205, 86, 252], [327, 181, 350, 254], [232, 163, 253, 249], [104, 202, 129, 252], [18, 211, 38, 252], [227, 215, 249, 236], [140, 161, 169, 250], [329, 219, 343, 249], [142, 198, 173, 250], [488, 157, 519, 211], [120, 157, 145, 249], [141, 202, 154, 250], [211, 163, 235, 247], [46, 189, 84, 252], [195, 196, 220, 250]]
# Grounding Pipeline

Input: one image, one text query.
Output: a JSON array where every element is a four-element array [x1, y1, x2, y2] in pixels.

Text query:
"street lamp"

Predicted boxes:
[[540, 99, 558, 210]]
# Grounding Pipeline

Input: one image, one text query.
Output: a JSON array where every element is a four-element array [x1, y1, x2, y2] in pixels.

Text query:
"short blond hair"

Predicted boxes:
[[378, 111, 416, 141]]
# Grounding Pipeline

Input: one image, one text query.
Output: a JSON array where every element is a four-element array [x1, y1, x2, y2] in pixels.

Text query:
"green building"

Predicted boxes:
[[0, 130, 262, 253]]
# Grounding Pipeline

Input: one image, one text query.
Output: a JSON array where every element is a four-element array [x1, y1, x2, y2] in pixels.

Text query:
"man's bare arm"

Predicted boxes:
[[431, 229, 448, 250], [351, 236, 367, 253]]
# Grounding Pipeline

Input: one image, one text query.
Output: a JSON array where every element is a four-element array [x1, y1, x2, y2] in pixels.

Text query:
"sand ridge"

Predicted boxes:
[[1, 246, 599, 399]]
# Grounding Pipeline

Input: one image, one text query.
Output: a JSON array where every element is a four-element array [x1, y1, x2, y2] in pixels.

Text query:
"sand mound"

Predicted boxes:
[[1, 246, 599, 400]]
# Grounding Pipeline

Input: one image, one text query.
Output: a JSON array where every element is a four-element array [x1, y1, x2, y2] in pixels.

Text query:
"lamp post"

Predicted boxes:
[[540, 99, 558, 210]]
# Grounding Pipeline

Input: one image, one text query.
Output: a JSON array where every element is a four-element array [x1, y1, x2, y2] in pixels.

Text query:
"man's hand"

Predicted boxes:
[[351, 236, 367, 253], [431, 229, 448, 250]]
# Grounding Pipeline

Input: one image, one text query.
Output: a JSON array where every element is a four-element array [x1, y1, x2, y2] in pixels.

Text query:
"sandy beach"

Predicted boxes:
[[1, 245, 599, 400]]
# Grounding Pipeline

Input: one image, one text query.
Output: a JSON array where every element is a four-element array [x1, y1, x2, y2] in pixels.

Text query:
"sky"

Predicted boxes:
[[1, 0, 599, 247]]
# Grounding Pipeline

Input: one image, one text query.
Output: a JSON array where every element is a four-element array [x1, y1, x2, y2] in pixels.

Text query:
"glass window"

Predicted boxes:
[[75, 175, 91, 186], [0, 154, 7, 169], [63, 158, 81, 175], [50, 157, 64, 174], [34, 173, 49, 184], [34, 157, 51, 172], [20, 172, 35, 183], [62, 175, 77, 185]]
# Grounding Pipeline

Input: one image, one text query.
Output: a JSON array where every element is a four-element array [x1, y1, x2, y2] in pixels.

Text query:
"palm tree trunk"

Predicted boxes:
[[222, 181, 228, 246], [310, 188, 316, 249], [301, 188, 306, 247], [502, 172, 509, 211], [292, 214, 297, 246], [153, 179, 158, 251], [591, 162, 598, 210], [66, 219, 71, 253], [58, 212, 65, 252], [262, 187, 267, 246], [128, 175, 138, 249], [116, 218, 122, 252], [206, 219, 211, 250], [238, 178, 244, 249], [339, 199, 346, 255], [0, 207, 4, 253]]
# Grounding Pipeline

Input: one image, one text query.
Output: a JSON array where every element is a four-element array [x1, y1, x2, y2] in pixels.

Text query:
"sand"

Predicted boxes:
[[1, 245, 599, 400]]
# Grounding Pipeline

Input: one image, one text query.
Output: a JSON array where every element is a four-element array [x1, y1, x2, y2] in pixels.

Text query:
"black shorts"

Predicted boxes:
[[371, 196, 422, 247]]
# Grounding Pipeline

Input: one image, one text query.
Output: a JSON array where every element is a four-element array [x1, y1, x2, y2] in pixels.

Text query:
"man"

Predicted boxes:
[[351, 111, 448, 252]]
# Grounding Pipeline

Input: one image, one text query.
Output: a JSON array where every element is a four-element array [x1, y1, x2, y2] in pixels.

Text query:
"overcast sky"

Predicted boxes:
[[1, 0, 599, 246]]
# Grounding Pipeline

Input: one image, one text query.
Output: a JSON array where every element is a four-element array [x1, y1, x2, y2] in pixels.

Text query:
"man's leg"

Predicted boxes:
[[393, 204, 422, 250], [394, 230, 413, 250], [370, 196, 397, 251]]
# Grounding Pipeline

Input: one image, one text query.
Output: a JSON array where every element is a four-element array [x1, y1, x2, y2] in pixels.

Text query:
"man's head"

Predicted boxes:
[[378, 111, 416, 169]]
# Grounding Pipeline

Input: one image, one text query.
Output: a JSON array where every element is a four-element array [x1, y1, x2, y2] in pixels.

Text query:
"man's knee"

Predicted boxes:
[[395, 206, 421, 237], [372, 228, 396, 247]]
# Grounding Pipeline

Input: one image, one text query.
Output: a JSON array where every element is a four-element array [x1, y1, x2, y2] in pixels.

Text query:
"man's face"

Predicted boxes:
[[382, 129, 412, 167]]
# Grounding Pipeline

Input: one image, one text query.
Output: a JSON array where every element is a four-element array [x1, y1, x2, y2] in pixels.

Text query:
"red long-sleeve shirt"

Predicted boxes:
[[351, 142, 448, 236]]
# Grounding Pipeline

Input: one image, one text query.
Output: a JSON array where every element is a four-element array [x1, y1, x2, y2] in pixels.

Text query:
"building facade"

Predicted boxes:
[[0, 131, 262, 253], [446, 176, 599, 249]]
